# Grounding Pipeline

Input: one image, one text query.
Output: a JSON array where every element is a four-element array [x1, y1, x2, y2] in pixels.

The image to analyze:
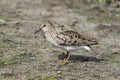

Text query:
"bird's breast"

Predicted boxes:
[[45, 33, 58, 46]]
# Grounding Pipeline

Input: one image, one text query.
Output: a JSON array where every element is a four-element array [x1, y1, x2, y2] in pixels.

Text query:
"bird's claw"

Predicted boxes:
[[58, 59, 68, 65]]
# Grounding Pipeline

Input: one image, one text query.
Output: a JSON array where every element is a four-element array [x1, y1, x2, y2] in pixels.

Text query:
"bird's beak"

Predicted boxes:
[[34, 28, 41, 34]]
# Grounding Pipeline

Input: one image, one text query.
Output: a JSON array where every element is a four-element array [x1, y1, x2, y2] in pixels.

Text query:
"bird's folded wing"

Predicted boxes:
[[55, 31, 84, 46], [55, 31, 98, 46]]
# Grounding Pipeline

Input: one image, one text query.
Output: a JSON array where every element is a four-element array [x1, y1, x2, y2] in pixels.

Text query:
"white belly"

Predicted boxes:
[[60, 45, 91, 51]]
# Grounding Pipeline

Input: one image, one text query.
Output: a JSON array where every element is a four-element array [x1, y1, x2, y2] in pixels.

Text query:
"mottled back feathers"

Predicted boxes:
[[56, 31, 98, 46]]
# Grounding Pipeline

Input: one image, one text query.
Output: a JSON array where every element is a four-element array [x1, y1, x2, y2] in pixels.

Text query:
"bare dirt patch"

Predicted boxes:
[[0, 0, 120, 80]]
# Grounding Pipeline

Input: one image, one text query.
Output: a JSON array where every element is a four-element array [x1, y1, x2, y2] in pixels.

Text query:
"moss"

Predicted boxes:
[[0, 74, 4, 80], [0, 45, 33, 68], [87, 16, 113, 23], [110, 55, 120, 63], [37, 73, 57, 80], [0, 73, 16, 80], [27, 73, 58, 80], [0, 43, 17, 55], [0, 16, 9, 21]]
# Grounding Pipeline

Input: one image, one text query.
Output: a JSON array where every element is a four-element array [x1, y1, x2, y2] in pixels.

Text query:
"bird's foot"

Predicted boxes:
[[58, 59, 68, 65], [58, 51, 70, 65]]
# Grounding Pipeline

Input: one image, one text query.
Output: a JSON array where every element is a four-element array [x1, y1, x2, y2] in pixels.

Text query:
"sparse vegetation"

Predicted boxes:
[[0, 0, 120, 79]]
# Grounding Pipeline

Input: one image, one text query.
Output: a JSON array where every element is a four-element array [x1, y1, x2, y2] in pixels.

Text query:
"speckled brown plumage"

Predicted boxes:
[[56, 30, 98, 46]]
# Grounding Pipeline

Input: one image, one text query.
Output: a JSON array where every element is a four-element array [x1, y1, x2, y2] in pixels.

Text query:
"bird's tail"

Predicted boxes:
[[88, 40, 98, 45], [84, 39, 98, 46]]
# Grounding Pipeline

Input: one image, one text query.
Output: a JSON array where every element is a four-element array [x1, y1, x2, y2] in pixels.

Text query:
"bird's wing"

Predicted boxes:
[[56, 31, 98, 46]]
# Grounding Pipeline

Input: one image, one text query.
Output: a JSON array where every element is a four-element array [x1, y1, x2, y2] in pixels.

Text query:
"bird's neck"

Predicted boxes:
[[44, 29, 58, 45]]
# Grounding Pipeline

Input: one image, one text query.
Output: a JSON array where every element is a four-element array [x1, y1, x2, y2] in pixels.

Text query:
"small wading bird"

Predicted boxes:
[[34, 21, 98, 65]]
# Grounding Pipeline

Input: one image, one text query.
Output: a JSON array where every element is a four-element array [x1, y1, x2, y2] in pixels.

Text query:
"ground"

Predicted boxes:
[[0, 0, 120, 80]]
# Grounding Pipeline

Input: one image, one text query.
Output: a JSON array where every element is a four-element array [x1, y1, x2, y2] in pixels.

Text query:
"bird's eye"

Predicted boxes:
[[42, 25, 46, 28]]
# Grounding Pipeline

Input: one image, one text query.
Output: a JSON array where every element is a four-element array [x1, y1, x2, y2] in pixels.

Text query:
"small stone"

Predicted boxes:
[[0, 19, 6, 25]]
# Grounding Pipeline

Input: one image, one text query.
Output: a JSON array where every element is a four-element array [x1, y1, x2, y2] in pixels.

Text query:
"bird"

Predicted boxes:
[[34, 21, 98, 65]]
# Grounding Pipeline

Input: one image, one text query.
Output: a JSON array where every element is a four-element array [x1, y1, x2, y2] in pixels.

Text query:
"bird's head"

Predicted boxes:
[[34, 21, 55, 34], [40, 24, 51, 32]]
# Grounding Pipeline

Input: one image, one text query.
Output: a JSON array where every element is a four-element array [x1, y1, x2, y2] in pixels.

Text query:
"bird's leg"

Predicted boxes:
[[66, 51, 71, 61], [62, 52, 65, 55], [59, 51, 71, 65]]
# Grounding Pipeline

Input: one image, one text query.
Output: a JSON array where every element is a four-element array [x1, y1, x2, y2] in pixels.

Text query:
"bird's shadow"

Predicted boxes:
[[58, 53, 104, 62]]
